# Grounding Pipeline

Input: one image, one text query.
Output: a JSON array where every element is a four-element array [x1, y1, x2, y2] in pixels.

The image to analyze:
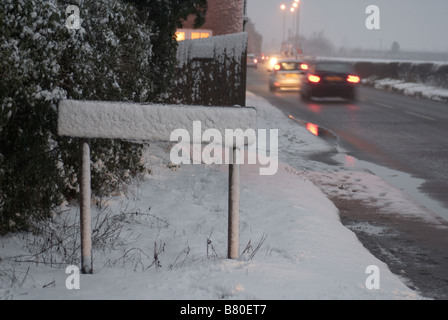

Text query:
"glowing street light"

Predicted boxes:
[[281, 1, 302, 54], [280, 4, 286, 43], [293, 0, 302, 55], [290, 7, 295, 40]]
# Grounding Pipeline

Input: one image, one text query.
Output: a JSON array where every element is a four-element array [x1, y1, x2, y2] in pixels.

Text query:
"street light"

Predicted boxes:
[[290, 7, 295, 41], [294, 0, 301, 56], [280, 1, 302, 55], [296, 1, 301, 38], [280, 4, 286, 43]]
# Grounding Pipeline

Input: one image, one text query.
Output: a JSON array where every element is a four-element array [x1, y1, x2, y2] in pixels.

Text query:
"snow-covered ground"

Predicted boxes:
[[0, 92, 426, 300], [362, 77, 448, 103]]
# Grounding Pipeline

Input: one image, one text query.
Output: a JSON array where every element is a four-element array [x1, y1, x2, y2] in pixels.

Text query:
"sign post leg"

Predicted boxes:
[[228, 147, 240, 259], [79, 139, 93, 274]]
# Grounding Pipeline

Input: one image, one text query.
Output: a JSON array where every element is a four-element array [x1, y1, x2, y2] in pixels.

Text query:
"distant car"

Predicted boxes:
[[267, 56, 281, 71], [247, 54, 258, 69], [259, 54, 269, 63], [300, 61, 360, 101], [269, 59, 307, 92]]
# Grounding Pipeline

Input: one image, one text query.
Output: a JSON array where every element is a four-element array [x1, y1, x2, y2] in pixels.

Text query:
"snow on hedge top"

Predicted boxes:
[[177, 32, 248, 67], [58, 100, 256, 146]]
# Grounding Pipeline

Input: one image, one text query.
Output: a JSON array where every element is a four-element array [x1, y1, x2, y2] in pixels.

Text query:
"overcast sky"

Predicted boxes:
[[246, 0, 448, 53]]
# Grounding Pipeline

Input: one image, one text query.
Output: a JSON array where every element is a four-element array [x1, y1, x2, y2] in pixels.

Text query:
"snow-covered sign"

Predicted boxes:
[[58, 99, 257, 274], [58, 100, 256, 145]]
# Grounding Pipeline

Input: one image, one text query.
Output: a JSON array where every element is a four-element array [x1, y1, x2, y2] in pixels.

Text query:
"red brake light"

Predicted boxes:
[[254, 58, 258, 63], [274, 64, 281, 71], [308, 74, 320, 83], [300, 63, 309, 70], [347, 75, 360, 83]]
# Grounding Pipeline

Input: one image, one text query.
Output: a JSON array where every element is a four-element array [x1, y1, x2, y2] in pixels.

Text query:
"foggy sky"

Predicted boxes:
[[247, 0, 448, 53]]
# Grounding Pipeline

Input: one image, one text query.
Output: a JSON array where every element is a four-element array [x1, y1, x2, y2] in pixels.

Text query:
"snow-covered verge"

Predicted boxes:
[[361, 77, 448, 103], [0, 93, 423, 300]]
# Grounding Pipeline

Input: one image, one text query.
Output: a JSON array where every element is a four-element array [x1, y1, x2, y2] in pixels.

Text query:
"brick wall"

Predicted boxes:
[[182, 0, 244, 36]]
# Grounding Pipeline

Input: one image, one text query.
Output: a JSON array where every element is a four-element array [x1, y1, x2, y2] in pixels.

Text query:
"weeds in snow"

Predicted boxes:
[[242, 233, 268, 261], [5, 201, 170, 272]]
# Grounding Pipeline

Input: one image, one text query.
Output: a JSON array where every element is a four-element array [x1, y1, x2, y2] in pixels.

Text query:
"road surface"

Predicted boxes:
[[247, 66, 448, 299], [247, 67, 448, 222]]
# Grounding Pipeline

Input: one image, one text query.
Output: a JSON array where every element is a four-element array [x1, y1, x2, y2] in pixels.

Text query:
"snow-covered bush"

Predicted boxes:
[[1, 0, 69, 233], [0, 0, 206, 234]]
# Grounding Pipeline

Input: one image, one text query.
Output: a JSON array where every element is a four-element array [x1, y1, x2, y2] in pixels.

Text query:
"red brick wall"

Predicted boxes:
[[182, 0, 244, 36]]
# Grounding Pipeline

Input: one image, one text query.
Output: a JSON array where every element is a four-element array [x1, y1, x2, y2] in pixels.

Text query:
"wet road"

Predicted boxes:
[[247, 67, 448, 221]]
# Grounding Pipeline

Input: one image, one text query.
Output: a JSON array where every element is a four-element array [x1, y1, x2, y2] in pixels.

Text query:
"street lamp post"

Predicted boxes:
[[290, 7, 295, 41], [292, 2, 298, 40], [295, 0, 301, 45], [281, 1, 302, 55], [293, 0, 301, 57], [280, 4, 286, 44]]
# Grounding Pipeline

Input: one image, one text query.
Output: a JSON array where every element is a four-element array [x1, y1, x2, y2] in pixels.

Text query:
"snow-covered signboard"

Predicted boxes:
[[58, 99, 256, 273], [58, 100, 256, 144]]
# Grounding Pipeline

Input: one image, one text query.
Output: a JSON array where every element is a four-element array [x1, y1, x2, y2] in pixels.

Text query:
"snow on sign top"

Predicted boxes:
[[58, 100, 257, 147]]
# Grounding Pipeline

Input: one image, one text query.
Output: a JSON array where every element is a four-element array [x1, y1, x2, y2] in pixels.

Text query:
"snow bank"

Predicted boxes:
[[362, 78, 448, 102]]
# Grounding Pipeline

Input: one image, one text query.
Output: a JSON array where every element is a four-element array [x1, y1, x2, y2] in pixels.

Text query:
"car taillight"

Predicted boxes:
[[347, 75, 360, 83], [300, 63, 309, 70], [254, 59, 258, 63], [308, 74, 320, 83], [274, 64, 281, 71]]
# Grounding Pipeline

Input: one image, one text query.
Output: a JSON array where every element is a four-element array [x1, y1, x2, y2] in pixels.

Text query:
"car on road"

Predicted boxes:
[[267, 55, 281, 71], [300, 61, 360, 101], [247, 54, 258, 69], [269, 59, 307, 92]]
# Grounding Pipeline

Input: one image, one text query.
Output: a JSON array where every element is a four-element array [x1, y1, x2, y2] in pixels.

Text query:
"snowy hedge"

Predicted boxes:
[[0, 0, 206, 234]]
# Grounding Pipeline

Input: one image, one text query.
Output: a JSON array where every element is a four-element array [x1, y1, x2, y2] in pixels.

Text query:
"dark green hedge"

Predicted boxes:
[[0, 0, 207, 234]]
